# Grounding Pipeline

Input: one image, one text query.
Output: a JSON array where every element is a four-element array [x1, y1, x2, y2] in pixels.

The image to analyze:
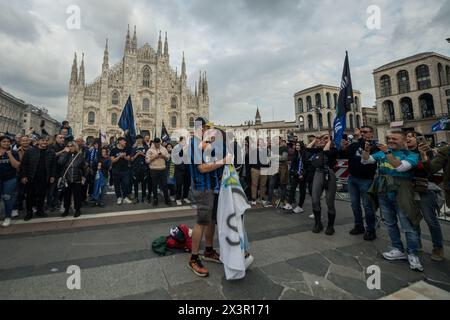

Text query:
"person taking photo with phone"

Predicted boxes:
[[340, 126, 379, 241]]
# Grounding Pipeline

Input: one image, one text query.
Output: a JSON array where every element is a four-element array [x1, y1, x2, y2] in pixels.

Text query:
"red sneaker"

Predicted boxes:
[[188, 258, 209, 277]]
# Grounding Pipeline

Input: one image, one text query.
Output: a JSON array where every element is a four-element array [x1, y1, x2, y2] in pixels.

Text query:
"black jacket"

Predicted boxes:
[[19, 147, 56, 181], [59, 152, 87, 183], [339, 139, 378, 180]]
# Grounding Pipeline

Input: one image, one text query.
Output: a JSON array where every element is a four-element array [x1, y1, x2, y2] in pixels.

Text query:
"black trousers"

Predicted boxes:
[[288, 175, 307, 208], [64, 182, 82, 212], [150, 169, 169, 202], [175, 168, 191, 200], [26, 178, 48, 214], [133, 169, 147, 200]]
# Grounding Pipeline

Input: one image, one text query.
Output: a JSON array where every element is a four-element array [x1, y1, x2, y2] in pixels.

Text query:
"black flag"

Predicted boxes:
[[333, 51, 354, 150], [161, 122, 170, 143]]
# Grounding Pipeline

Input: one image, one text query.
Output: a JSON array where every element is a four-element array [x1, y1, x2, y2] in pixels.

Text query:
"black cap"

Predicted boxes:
[[153, 138, 161, 143]]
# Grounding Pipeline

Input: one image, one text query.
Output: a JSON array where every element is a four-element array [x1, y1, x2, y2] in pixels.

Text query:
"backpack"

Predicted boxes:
[[152, 236, 170, 256]]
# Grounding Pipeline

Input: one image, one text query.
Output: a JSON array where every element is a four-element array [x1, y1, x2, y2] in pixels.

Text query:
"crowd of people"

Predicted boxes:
[[0, 118, 449, 276]]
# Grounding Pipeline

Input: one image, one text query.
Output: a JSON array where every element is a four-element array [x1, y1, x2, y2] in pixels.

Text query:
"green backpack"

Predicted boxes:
[[152, 236, 169, 256]]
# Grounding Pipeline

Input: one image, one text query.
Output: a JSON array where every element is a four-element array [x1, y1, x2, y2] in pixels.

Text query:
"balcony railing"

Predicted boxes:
[[377, 113, 449, 125]]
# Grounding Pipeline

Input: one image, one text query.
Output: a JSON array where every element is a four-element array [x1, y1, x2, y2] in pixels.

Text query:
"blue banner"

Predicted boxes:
[[118, 95, 137, 143]]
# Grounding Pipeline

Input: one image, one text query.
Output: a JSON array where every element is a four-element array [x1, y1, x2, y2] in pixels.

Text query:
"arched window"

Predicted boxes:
[[171, 97, 177, 109], [419, 93, 435, 118], [298, 116, 305, 129], [446, 66, 450, 86], [333, 94, 338, 109], [397, 70, 410, 94], [317, 113, 323, 129], [380, 75, 392, 97], [307, 115, 314, 130], [326, 93, 331, 109], [171, 116, 177, 128], [189, 117, 195, 128], [111, 113, 118, 125], [142, 98, 150, 112], [112, 91, 119, 105], [88, 112, 95, 125], [416, 65, 431, 90], [143, 66, 151, 87], [438, 64, 444, 86], [298, 98, 304, 113], [400, 97, 414, 120], [306, 96, 312, 111], [356, 115, 361, 128], [349, 114, 354, 130], [383, 100, 395, 122], [327, 112, 332, 129], [315, 93, 322, 109], [354, 96, 359, 111]]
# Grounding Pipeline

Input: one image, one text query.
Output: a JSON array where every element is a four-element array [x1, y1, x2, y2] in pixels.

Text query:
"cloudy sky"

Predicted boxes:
[[0, 0, 449, 125]]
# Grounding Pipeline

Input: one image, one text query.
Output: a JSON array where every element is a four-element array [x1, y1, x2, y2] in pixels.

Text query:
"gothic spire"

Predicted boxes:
[[198, 71, 202, 96], [125, 25, 131, 54], [157, 30, 162, 56], [70, 52, 78, 85], [78, 52, 85, 86], [132, 25, 137, 52], [181, 52, 186, 77], [164, 31, 169, 57], [102, 39, 109, 70]]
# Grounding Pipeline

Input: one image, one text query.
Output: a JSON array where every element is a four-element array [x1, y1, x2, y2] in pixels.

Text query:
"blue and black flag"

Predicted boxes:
[[333, 51, 354, 150], [118, 95, 137, 145]]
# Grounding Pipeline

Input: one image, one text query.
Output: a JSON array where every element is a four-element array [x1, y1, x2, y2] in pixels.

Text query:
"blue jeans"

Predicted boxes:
[[1, 178, 17, 218], [417, 191, 444, 249], [379, 194, 420, 256], [113, 171, 130, 199], [348, 176, 376, 231]]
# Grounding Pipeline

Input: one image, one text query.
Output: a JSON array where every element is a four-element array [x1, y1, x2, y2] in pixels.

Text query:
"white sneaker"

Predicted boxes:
[[251, 201, 257, 206], [117, 198, 123, 205], [191, 204, 198, 209], [60, 206, 66, 213], [2, 218, 11, 228], [383, 248, 408, 261], [283, 204, 293, 211], [183, 198, 191, 204], [293, 206, 304, 214], [264, 201, 273, 208], [11, 210, 19, 218], [123, 197, 132, 204], [176, 200, 183, 206], [408, 255, 424, 272], [245, 254, 255, 270], [308, 214, 314, 219]]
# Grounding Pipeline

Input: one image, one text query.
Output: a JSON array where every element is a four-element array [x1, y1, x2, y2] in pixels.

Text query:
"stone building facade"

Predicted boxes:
[[0, 87, 26, 134], [0, 87, 59, 136], [294, 84, 363, 142], [362, 107, 379, 138], [373, 52, 450, 144], [67, 26, 209, 140], [23, 105, 60, 137]]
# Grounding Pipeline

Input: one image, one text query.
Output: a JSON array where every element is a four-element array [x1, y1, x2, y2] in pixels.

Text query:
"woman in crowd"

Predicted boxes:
[[407, 132, 445, 262], [307, 134, 338, 235], [91, 147, 111, 208], [283, 142, 307, 214], [0, 136, 21, 227], [173, 137, 191, 206], [59, 141, 87, 218]]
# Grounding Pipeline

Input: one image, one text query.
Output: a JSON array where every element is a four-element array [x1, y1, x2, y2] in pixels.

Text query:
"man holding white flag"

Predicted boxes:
[[218, 164, 254, 280]]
